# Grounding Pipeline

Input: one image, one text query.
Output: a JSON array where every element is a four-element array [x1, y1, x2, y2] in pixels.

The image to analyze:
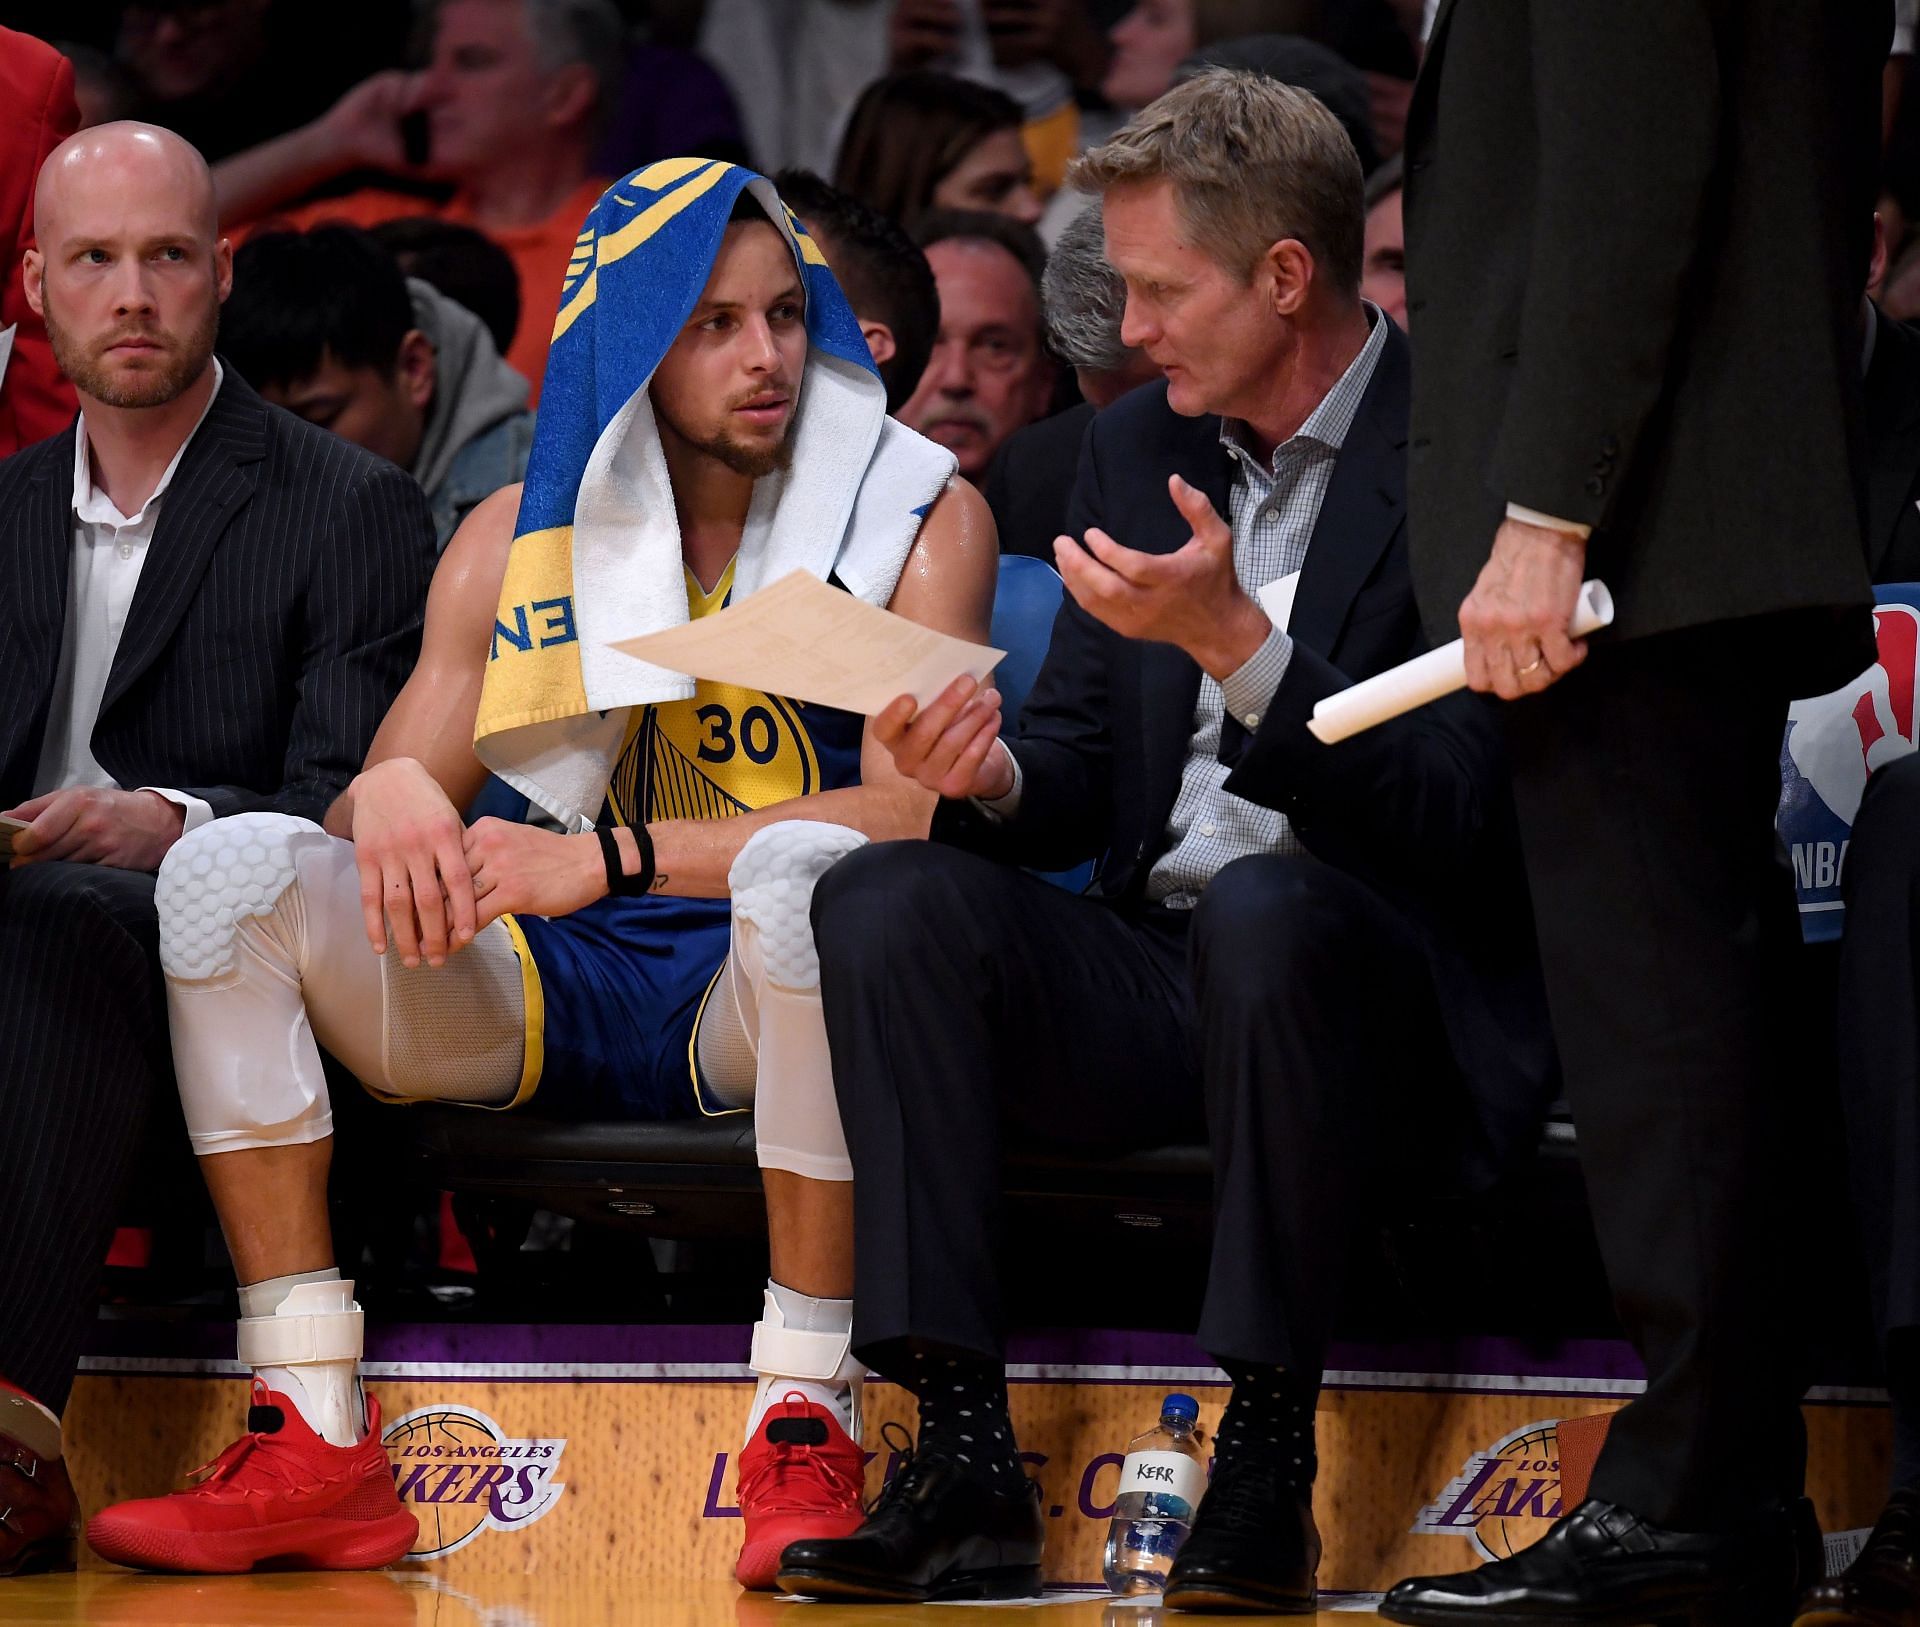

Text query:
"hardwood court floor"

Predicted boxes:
[[0, 1573, 1384, 1624]]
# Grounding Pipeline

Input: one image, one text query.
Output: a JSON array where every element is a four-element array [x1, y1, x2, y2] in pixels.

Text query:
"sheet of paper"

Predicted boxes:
[[610, 569, 1006, 717], [1307, 580, 1615, 744], [0, 813, 27, 859], [1257, 569, 1302, 634], [0, 325, 14, 395]]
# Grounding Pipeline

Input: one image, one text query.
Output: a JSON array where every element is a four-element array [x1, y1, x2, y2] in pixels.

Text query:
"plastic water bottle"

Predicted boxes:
[[1103, 1393, 1207, 1596]]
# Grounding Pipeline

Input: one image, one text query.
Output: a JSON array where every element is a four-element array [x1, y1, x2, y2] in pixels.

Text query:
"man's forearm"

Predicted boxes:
[[641, 780, 937, 898], [212, 122, 345, 225]]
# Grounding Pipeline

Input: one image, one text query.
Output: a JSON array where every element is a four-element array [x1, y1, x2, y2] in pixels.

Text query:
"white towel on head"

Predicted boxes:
[[477, 361, 954, 831]]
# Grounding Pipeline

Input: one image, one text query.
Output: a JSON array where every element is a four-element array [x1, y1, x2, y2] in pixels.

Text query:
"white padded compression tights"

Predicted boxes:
[[709, 820, 869, 1181], [156, 811, 867, 1181]]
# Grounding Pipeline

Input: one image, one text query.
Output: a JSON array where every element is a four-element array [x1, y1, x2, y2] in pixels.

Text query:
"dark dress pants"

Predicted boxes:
[[1836, 751, 1920, 1351], [0, 862, 170, 1413], [813, 840, 1455, 1380], [1502, 627, 1815, 1529]]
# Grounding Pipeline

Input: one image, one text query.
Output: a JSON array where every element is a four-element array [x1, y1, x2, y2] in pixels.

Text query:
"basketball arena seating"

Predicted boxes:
[[110, 565, 1895, 1354]]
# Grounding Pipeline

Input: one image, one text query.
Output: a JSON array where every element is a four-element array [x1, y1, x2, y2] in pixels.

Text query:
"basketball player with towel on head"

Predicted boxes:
[[85, 161, 996, 1583]]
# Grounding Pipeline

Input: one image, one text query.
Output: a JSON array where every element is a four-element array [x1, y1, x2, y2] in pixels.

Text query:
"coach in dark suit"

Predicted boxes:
[[0, 123, 431, 1574], [1382, 6, 1891, 1624], [778, 72, 1554, 1611]]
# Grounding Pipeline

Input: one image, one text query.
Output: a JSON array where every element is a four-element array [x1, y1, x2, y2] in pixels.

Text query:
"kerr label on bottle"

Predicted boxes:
[[1118, 1450, 1205, 1509]]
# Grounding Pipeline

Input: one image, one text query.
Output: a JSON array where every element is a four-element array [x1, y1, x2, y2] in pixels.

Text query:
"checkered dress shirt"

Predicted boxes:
[[1147, 312, 1389, 907]]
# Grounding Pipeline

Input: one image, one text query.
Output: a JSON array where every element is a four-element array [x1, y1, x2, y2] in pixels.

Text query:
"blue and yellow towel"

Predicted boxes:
[[474, 160, 956, 830]]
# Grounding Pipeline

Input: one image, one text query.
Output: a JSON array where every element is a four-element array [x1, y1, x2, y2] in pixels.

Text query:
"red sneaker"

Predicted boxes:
[[735, 1394, 866, 1590], [87, 1382, 416, 1574]]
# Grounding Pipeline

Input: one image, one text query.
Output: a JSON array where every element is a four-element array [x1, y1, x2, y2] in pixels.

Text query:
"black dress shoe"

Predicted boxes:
[[1796, 1488, 1920, 1626], [1162, 1453, 1320, 1614], [1380, 1497, 1803, 1626], [774, 1448, 1044, 1603], [0, 1423, 78, 1577]]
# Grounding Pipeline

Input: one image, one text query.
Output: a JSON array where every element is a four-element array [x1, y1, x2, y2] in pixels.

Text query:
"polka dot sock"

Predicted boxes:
[[890, 1345, 1024, 1491], [1214, 1360, 1318, 1493]]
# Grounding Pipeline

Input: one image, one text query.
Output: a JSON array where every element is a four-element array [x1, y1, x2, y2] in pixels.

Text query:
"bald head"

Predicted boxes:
[[25, 122, 228, 413], [35, 122, 217, 249]]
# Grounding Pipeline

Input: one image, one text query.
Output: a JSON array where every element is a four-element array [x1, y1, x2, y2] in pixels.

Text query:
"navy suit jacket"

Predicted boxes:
[[935, 323, 1558, 1182], [0, 368, 436, 828]]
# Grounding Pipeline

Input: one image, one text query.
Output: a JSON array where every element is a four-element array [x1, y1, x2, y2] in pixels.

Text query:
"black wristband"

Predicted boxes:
[[596, 824, 656, 898], [630, 821, 656, 895]]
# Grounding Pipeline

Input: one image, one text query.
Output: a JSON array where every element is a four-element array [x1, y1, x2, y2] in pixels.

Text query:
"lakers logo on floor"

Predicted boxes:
[[383, 1404, 569, 1558], [1409, 1419, 1564, 1561]]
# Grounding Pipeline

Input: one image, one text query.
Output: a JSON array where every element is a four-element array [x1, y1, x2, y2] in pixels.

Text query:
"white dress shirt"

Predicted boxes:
[[31, 360, 224, 832]]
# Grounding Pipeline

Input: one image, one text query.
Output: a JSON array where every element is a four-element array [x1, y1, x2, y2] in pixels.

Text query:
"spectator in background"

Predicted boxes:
[[112, 0, 411, 164], [370, 216, 523, 366], [1106, 0, 1414, 152], [0, 26, 78, 460], [986, 199, 1160, 557], [886, 0, 1115, 199], [592, 36, 749, 176], [1041, 200, 1160, 407], [835, 72, 1044, 234], [222, 227, 534, 549], [1177, 33, 1378, 172], [900, 209, 1059, 481], [773, 170, 942, 411], [52, 43, 140, 131], [208, 0, 625, 400], [1360, 153, 1405, 326], [696, 0, 894, 176], [0, 124, 433, 1579], [1103, 0, 1313, 111]]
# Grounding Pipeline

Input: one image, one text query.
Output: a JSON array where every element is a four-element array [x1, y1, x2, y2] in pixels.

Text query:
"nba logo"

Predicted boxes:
[[1779, 592, 1920, 941]]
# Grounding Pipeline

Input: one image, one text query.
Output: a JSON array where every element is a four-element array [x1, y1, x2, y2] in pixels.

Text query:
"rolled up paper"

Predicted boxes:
[[1307, 580, 1615, 745]]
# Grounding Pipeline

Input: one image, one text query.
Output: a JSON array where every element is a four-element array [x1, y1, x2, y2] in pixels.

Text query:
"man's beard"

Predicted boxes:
[[696, 423, 795, 480], [41, 284, 219, 409]]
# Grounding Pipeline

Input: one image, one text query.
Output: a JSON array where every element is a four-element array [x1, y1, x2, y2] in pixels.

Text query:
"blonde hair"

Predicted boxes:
[[1069, 67, 1363, 293]]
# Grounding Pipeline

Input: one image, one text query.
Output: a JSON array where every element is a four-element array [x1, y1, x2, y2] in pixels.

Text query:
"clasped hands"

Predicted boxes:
[[876, 474, 1269, 797], [347, 759, 608, 968]]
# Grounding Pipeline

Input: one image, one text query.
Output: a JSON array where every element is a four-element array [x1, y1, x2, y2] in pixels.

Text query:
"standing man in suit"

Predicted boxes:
[[0, 122, 433, 1576], [0, 27, 78, 457], [1383, 6, 1891, 1624], [776, 71, 1556, 1610]]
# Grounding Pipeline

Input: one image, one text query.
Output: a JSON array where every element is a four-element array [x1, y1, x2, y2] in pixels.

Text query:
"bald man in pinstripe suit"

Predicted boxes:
[[0, 122, 432, 1572]]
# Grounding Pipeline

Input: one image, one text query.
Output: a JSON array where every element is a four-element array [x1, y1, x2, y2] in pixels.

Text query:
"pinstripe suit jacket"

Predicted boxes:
[[0, 367, 436, 824]]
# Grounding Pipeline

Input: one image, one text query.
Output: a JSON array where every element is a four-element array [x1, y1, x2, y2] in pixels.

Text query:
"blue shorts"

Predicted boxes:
[[503, 892, 734, 1121]]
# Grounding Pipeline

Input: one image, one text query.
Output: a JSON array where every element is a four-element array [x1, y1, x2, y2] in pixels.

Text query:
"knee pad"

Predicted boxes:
[[161, 814, 338, 1154], [728, 822, 870, 990], [158, 812, 328, 983]]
